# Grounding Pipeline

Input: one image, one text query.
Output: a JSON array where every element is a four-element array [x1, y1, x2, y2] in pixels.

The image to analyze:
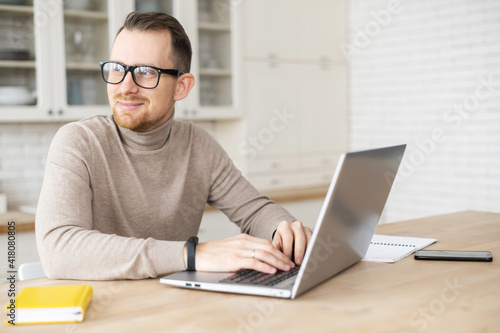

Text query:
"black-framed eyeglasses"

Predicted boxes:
[[99, 61, 185, 89]]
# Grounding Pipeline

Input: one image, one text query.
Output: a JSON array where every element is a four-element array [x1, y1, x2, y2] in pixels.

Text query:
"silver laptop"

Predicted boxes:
[[160, 144, 406, 299]]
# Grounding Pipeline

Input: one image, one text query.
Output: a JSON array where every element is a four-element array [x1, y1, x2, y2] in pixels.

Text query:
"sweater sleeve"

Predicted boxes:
[[202, 129, 297, 240], [36, 124, 186, 280]]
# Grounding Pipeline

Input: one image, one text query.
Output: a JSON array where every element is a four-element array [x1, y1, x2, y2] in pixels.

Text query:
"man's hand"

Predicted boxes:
[[191, 234, 295, 274], [272, 220, 313, 265]]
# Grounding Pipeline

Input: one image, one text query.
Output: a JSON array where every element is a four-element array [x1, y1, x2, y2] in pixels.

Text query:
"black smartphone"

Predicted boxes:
[[414, 250, 493, 262]]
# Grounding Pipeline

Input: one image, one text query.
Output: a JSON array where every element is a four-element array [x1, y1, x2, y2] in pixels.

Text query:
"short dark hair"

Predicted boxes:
[[116, 11, 192, 73]]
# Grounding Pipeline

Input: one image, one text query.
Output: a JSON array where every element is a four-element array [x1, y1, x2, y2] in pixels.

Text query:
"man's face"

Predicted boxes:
[[108, 29, 178, 132]]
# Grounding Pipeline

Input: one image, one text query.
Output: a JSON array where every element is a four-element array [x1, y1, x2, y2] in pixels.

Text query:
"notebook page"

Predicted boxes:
[[363, 234, 437, 263]]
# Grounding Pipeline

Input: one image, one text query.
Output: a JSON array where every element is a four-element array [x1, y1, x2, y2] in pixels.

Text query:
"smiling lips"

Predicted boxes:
[[117, 100, 144, 111]]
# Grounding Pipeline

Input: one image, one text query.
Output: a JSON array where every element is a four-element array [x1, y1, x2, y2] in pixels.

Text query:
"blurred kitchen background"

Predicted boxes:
[[0, 0, 499, 237]]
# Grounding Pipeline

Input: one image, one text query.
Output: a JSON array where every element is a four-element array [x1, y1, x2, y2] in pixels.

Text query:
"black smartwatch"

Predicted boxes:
[[186, 236, 199, 271]]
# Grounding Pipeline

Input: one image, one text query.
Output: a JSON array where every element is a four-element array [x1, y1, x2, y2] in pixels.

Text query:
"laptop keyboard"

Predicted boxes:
[[219, 266, 300, 286]]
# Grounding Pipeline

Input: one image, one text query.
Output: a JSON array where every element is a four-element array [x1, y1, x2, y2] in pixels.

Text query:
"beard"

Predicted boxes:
[[111, 94, 172, 133]]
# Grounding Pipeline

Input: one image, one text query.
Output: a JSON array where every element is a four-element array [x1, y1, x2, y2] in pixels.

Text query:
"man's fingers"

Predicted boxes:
[[291, 221, 308, 265], [244, 239, 294, 272], [195, 234, 295, 274], [274, 220, 313, 266], [237, 234, 292, 263], [274, 223, 294, 259]]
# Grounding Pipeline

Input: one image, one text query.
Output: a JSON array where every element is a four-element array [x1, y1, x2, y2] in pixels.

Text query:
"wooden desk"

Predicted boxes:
[[2, 211, 499, 332], [0, 211, 35, 233]]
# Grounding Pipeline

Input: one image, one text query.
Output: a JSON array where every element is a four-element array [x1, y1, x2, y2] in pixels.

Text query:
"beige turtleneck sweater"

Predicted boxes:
[[36, 114, 296, 280]]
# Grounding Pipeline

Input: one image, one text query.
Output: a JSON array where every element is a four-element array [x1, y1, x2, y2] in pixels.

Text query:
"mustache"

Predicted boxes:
[[114, 94, 148, 103]]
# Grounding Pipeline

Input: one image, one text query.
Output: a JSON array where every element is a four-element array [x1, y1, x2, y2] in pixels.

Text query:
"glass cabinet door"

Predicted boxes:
[[135, 0, 173, 14], [196, 0, 233, 107], [0, 1, 38, 110], [62, 1, 110, 107], [123, 0, 239, 120]]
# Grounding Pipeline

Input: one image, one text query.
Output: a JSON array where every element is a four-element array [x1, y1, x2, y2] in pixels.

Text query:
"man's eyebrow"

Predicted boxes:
[[109, 60, 158, 67]]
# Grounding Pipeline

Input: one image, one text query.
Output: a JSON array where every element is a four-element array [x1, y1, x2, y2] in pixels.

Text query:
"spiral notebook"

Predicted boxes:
[[363, 234, 437, 263]]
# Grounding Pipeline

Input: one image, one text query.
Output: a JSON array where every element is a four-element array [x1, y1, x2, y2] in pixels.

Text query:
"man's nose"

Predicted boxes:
[[119, 71, 139, 94]]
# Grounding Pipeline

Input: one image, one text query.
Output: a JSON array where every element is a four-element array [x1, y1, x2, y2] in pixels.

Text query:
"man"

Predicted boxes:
[[36, 12, 312, 280]]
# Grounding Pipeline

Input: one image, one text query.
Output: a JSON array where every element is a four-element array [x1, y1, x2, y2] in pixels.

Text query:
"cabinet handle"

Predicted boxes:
[[191, 109, 197, 116], [269, 162, 280, 169], [58, 109, 64, 115], [183, 109, 189, 116], [319, 56, 330, 70], [47, 109, 53, 116], [267, 53, 277, 68]]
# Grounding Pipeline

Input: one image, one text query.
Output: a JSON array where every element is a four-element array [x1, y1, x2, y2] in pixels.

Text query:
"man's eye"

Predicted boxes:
[[136, 67, 156, 76], [111, 64, 124, 72]]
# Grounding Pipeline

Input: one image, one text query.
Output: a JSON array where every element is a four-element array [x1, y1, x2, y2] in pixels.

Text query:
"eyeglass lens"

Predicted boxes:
[[102, 62, 159, 88]]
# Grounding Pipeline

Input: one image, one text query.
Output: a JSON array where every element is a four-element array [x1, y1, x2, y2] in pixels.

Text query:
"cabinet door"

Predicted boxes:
[[241, 0, 346, 61], [240, 0, 298, 59], [243, 61, 299, 158], [0, 0, 114, 122], [0, 1, 52, 120], [297, 0, 347, 61], [53, 0, 113, 120], [298, 63, 348, 154], [165, 0, 240, 120]]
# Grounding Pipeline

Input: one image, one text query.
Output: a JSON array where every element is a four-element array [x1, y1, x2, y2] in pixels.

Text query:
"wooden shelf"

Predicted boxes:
[[199, 68, 232, 76], [0, 4, 33, 14], [66, 62, 100, 71], [64, 9, 108, 20], [198, 22, 231, 32], [0, 60, 36, 69]]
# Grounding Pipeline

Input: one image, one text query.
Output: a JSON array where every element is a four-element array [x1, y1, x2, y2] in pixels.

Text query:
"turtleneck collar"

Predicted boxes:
[[114, 111, 175, 151]]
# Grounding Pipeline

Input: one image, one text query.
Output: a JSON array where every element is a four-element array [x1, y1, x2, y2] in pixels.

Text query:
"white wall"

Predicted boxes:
[[347, 0, 500, 222], [0, 123, 62, 209]]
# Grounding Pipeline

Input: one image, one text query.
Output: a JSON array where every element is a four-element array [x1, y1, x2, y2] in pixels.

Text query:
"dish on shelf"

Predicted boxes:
[[136, 0, 161, 12], [0, 48, 31, 60], [0, 86, 36, 105], [0, 0, 25, 5], [65, 0, 93, 11]]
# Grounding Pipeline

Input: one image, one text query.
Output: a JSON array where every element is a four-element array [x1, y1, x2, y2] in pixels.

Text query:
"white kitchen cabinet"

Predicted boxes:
[[248, 172, 302, 192], [241, 0, 346, 61], [243, 61, 347, 191], [0, 0, 241, 122], [239, 0, 348, 192], [0, 0, 115, 122], [241, 0, 298, 60], [297, 63, 348, 154], [243, 62, 299, 157], [242, 61, 348, 158], [0, 1, 51, 121], [297, 0, 347, 61], [133, 0, 241, 120]]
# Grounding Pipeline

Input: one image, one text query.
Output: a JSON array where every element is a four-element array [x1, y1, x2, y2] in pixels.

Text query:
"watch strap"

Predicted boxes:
[[186, 236, 199, 271]]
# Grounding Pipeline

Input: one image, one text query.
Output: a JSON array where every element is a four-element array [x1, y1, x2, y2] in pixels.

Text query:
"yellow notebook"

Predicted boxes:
[[5, 285, 93, 325]]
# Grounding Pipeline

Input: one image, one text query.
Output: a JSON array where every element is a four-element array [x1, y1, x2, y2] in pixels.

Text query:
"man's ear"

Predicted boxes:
[[173, 73, 195, 101]]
